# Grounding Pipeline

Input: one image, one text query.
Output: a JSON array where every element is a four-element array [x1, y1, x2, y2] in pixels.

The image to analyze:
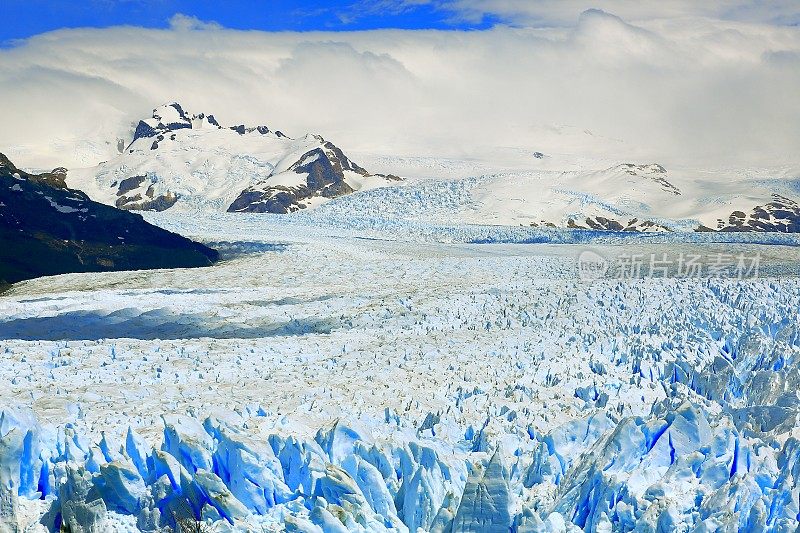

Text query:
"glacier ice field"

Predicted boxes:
[[2, 212, 800, 531]]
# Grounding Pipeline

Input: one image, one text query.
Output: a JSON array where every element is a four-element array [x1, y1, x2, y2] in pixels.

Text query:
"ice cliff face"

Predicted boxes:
[[66, 103, 401, 214]]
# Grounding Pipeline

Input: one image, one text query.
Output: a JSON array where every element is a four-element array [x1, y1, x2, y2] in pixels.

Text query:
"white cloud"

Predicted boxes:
[[168, 13, 223, 31], [336, 0, 433, 24], [0, 9, 798, 171]]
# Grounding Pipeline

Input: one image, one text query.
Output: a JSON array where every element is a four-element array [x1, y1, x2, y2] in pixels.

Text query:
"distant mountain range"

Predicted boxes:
[[0, 152, 217, 285], [308, 160, 800, 233], [68, 103, 400, 214], [51, 102, 800, 233]]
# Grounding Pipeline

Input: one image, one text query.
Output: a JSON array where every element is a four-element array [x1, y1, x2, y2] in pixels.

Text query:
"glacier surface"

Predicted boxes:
[[1, 214, 800, 531]]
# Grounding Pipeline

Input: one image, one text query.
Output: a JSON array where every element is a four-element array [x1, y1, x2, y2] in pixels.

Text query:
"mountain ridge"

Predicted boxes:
[[68, 103, 401, 214], [0, 152, 218, 284]]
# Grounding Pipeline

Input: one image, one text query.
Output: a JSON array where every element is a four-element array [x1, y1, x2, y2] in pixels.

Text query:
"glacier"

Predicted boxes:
[[1, 213, 800, 531]]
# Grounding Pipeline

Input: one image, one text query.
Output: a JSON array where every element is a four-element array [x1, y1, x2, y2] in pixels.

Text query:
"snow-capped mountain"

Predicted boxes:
[[0, 152, 217, 284], [64, 102, 800, 232], [67, 103, 400, 214], [315, 157, 800, 232]]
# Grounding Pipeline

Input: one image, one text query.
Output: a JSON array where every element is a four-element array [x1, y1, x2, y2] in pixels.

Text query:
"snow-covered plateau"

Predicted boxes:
[[2, 209, 800, 532]]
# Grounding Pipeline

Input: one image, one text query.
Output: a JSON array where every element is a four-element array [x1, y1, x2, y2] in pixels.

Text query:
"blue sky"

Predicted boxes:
[[2, 0, 500, 42], [4, 1, 798, 44]]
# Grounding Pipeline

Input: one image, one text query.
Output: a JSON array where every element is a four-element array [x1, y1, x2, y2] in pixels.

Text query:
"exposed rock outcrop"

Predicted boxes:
[[0, 153, 218, 284], [698, 194, 800, 232]]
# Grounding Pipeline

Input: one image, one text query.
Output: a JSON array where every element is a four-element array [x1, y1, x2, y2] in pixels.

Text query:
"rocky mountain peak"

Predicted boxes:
[[129, 103, 280, 150], [69, 103, 402, 214]]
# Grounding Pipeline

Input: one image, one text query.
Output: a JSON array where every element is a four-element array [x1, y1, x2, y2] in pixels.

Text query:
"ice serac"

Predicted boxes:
[[524, 413, 614, 487], [0, 152, 218, 284], [203, 417, 293, 514], [539, 399, 799, 531], [0, 421, 22, 533], [3, 392, 800, 531], [450, 449, 511, 533], [60, 498, 108, 533], [67, 102, 401, 214], [0, 485, 19, 533]]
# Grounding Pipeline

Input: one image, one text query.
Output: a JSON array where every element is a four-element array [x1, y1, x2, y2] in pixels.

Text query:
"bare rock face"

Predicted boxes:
[[114, 175, 178, 212], [228, 146, 356, 214], [699, 195, 800, 232], [0, 153, 66, 190], [129, 102, 214, 146], [566, 217, 672, 232], [0, 152, 218, 284], [228, 140, 400, 214], [619, 163, 681, 195]]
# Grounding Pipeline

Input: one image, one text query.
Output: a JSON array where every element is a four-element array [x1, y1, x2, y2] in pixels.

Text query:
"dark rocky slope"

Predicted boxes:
[[0, 153, 217, 284], [698, 195, 800, 232], [228, 140, 400, 214]]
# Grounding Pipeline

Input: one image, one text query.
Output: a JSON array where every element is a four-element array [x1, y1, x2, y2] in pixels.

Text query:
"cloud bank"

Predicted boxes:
[[0, 8, 798, 171]]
